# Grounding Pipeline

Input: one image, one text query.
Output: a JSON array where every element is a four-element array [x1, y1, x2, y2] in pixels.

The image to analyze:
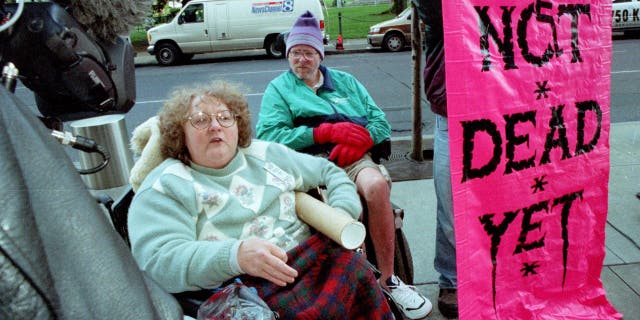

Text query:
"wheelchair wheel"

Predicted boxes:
[[362, 204, 415, 285], [393, 228, 414, 285]]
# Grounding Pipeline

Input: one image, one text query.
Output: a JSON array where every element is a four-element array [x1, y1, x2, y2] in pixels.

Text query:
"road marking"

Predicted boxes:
[[136, 93, 265, 104], [611, 69, 640, 74], [134, 100, 166, 104], [176, 65, 352, 77]]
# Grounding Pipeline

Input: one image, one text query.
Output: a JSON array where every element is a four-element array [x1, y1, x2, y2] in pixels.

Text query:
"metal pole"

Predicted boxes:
[[2, 63, 18, 93], [338, 12, 343, 35], [410, 4, 423, 161]]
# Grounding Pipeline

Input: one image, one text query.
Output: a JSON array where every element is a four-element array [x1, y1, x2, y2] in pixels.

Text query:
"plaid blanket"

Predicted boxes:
[[241, 234, 393, 320]]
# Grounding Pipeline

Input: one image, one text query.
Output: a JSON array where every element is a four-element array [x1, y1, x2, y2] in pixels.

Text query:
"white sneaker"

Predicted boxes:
[[383, 275, 433, 319]]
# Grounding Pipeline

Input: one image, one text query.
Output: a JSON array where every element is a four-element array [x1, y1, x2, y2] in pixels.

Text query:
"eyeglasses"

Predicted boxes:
[[187, 110, 237, 130], [289, 50, 318, 60]]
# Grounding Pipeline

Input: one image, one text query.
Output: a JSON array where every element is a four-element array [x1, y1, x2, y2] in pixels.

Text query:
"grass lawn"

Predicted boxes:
[[130, 30, 148, 52], [325, 4, 397, 39], [129, 4, 400, 48]]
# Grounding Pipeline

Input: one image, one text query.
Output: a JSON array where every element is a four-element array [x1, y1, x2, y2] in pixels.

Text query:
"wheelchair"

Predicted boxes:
[[98, 138, 415, 318]]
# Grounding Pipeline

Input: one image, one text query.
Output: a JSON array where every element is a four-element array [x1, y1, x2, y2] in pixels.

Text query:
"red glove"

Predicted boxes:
[[329, 144, 369, 167], [313, 122, 373, 147]]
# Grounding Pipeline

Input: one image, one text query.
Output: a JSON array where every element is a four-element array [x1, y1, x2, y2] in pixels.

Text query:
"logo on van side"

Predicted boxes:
[[251, 0, 295, 14]]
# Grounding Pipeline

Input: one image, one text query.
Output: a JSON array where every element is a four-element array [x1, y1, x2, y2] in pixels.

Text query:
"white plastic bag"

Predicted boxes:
[[197, 279, 277, 320]]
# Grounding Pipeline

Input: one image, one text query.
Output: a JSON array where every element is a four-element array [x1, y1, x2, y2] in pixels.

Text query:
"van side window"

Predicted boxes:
[[181, 4, 205, 24]]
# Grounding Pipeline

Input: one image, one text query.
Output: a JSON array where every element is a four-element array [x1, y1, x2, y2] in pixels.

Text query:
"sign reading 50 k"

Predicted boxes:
[[613, 0, 640, 32]]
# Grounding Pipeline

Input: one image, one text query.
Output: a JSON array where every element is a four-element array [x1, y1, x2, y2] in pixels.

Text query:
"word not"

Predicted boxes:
[[475, 0, 591, 70]]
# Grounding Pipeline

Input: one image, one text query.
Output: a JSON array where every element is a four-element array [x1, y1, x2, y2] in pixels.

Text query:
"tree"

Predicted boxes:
[[152, 0, 169, 15], [390, 0, 407, 15]]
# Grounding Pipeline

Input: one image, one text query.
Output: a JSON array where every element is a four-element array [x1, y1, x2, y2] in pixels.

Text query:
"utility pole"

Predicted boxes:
[[410, 3, 423, 161]]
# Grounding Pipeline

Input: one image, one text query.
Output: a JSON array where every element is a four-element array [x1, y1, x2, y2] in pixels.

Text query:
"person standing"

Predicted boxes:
[[256, 11, 432, 320], [415, 0, 458, 318]]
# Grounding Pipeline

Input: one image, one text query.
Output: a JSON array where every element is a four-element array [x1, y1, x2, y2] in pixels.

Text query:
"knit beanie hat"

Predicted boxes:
[[286, 11, 324, 59]]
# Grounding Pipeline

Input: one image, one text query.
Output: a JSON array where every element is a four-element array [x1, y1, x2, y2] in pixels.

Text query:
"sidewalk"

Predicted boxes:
[[391, 121, 640, 319]]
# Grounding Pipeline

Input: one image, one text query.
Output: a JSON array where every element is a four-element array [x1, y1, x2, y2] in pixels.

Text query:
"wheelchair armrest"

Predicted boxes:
[[110, 187, 135, 247], [95, 193, 115, 211], [370, 139, 391, 164], [306, 186, 326, 202]]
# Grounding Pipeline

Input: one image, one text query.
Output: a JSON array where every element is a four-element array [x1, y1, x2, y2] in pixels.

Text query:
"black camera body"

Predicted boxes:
[[1, 2, 135, 121]]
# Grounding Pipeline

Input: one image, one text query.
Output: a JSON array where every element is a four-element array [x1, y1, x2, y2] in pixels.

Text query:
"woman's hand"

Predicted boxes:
[[237, 238, 298, 286]]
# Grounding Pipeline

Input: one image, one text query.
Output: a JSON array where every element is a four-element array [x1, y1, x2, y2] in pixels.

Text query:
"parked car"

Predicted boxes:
[[368, 7, 412, 52], [613, 0, 640, 33]]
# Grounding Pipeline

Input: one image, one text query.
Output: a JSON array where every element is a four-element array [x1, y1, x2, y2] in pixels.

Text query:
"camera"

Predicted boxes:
[[1, 1, 136, 121]]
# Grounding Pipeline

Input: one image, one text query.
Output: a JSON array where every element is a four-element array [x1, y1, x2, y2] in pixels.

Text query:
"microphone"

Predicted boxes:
[[51, 129, 112, 174], [52, 129, 101, 153]]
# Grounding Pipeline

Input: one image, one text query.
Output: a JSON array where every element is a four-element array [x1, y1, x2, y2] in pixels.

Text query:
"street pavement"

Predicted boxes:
[[135, 39, 640, 319], [133, 38, 372, 66]]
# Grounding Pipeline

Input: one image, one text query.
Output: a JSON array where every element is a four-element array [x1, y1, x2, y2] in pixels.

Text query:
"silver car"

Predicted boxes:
[[368, 8, 412, 52]]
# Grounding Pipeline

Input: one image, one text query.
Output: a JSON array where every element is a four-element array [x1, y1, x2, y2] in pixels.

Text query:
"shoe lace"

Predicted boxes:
[[388, 278, 423, 305]]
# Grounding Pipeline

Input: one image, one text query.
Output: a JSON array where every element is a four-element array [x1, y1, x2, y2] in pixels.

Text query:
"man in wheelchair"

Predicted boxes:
[[126, 80, 394, 319], [256, 11, 432, 320]]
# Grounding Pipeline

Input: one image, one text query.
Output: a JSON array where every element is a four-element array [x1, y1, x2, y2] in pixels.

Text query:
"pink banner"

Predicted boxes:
[[441, 0, 621, 319]]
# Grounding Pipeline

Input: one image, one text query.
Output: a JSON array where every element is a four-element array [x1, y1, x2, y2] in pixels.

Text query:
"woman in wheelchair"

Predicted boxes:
[[127, 80, 393, 319]]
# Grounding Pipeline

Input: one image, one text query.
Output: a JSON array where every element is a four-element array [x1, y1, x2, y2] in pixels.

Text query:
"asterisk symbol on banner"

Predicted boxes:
[[520, 261, 541, 277], [534, 81, 551, 99], [531, 175, 548, 193]]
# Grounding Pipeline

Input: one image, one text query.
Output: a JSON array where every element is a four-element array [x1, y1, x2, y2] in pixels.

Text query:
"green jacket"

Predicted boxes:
[[257, 65, 391, 154]]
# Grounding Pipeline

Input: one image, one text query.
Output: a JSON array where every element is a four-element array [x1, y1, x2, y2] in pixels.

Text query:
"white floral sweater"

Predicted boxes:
[[128, 140, 361, 293]]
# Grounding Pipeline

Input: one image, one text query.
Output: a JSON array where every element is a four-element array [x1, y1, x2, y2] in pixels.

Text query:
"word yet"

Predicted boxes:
[[478, 190, 583, 310], [461, 100, 601, 182], [475, 0, 591, 70]]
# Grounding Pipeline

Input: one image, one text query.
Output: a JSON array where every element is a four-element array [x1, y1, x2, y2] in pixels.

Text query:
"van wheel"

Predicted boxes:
[[266, 37, 284, 59], [155, 43, 181, 66], [383, 32, 405, 52]]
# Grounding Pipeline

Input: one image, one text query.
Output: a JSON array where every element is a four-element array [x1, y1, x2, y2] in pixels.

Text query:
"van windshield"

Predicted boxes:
[[181, 4, 204, 24]]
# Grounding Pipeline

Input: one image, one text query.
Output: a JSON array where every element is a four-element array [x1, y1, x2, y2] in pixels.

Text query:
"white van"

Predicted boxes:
[[613, 0, 640, 33], [146, 0, 327, 65]]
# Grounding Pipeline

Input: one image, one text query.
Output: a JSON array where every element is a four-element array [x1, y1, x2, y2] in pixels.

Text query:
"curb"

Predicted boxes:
[[135, 39, 371, 66], [325, 48, 370, 55]]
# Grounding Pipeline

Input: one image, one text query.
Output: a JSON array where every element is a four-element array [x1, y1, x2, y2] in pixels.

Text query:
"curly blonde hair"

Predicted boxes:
[[158, 80, 252, 164]]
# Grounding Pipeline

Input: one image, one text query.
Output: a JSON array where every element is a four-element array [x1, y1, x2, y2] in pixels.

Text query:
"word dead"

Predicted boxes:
[[461, 100, 601, 182]]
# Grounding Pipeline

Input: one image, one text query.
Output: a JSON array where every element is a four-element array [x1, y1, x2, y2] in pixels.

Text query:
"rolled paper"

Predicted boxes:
[[295, 192, 366, 250]]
